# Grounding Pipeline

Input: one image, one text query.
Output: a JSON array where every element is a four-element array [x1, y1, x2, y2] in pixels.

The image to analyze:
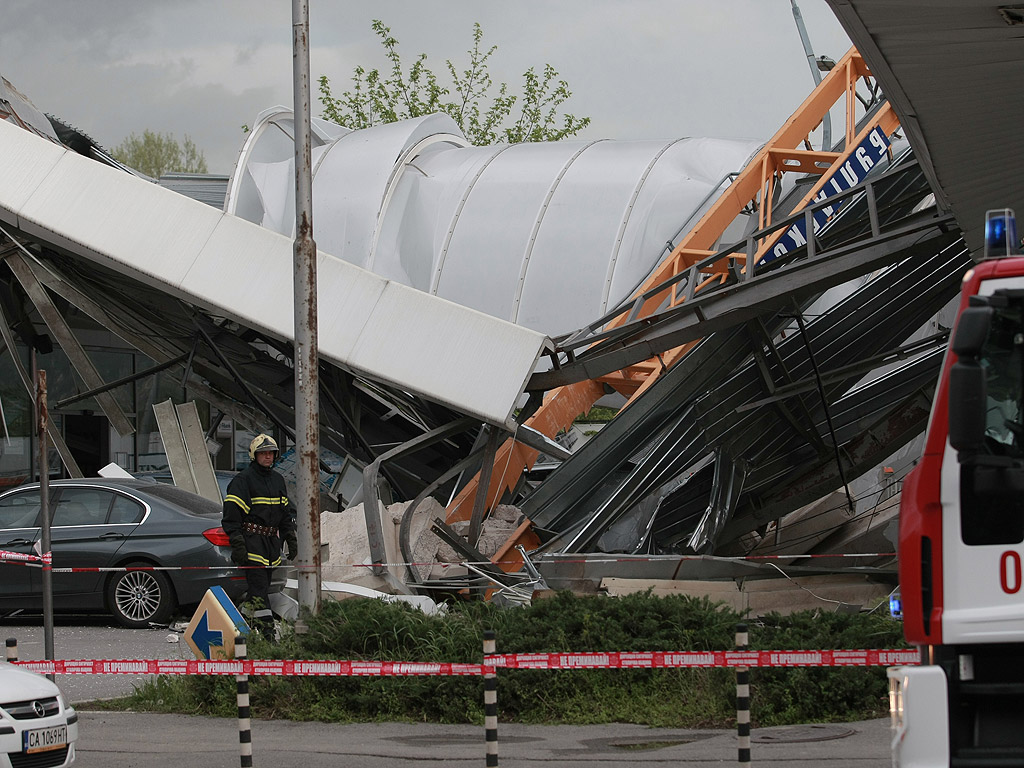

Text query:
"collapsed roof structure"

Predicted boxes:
[[1, 10, 997, 602]]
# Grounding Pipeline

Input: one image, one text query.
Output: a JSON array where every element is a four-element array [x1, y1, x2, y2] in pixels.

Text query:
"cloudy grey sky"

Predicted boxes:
[[1, 1, 851, 175]]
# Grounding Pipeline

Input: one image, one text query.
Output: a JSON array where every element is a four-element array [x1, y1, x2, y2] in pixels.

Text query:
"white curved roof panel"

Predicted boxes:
[[227, 110, 762, 337], [371, 143, 507, 289]]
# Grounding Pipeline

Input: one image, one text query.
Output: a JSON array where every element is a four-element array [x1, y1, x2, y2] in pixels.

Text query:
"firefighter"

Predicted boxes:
[[222, 433, 297, 635]]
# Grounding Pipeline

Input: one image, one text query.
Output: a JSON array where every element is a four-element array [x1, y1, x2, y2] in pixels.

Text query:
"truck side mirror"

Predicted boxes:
[[952, 306, 993, 358], [949, 361, 987, 453], [949, 305, 992, 455]]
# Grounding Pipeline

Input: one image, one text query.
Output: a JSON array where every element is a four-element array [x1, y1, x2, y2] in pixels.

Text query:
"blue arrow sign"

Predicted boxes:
[[184, 587, 250, 660], [190, 610, 224, 660]]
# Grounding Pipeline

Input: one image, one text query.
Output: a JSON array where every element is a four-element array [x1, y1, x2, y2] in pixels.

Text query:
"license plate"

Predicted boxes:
[[23, 724, 67, 753]]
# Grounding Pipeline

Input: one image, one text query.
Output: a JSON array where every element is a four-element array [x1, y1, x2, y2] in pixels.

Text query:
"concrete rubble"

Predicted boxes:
[[320, 499, 525, 593]]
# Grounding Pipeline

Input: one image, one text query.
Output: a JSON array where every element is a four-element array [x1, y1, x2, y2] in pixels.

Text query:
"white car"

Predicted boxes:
[[0, 662, 77, 767]]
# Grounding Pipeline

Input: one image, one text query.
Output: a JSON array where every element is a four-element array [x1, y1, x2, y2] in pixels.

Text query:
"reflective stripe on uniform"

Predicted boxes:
[[225, 494, 251, 514], [250, 496, 289, 506], [245, 552, 282, 567]]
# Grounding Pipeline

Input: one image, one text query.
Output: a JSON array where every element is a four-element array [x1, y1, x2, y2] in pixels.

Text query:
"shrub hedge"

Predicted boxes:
[[97, 591, 907, 727]]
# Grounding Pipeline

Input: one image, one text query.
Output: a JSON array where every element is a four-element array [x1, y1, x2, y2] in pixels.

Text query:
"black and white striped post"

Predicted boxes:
[[5, 638, 17, 663], [484, 629, 498, 767], [736, 623, 750, 765], [236, 637, 252, 768]]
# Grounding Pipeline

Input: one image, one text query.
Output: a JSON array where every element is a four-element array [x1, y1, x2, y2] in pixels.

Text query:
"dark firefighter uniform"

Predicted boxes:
[[222, 434, 297, 634]]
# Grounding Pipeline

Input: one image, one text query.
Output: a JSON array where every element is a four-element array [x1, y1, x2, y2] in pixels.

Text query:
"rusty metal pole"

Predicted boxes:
[[291, 0, 321, 622], [37, 368, 55, 679]]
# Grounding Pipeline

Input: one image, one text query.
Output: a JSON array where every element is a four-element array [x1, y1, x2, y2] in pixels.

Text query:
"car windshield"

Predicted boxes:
[[141, 483, 222, 517]]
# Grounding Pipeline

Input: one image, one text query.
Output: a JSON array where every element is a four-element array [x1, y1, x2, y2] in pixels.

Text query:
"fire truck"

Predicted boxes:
[[890, 209, 1024, 767]]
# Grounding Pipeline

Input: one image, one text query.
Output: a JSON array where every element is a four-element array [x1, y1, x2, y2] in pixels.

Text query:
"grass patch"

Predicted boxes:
[[88, 591, 906, 727]]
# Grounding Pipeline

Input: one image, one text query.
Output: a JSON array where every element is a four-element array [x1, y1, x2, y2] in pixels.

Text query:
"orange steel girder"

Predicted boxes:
[[446, 48, 902, 573], [616, 100, 899, 403], [622, 49, 879, 325]]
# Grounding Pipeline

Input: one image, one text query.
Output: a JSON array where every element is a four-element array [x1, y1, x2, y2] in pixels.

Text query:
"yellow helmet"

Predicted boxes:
[[248, 433, 280, 461]]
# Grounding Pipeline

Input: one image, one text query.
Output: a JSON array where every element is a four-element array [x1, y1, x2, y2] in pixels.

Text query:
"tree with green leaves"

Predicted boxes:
[[111, 130, 208, 178], [318, 21, 591, 146]]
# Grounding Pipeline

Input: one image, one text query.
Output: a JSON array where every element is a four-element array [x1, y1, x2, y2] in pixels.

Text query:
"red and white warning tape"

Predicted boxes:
[[485, 649, 919, 669], [0, 553, 257, 571], [12, 659, 490, 677], [0, 549, 51, 565], [10, 649, 918, 677], [348, 553, 898, 568]]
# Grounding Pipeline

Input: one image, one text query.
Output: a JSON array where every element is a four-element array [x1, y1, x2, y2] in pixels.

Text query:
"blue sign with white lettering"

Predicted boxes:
[[762, 126, 892, 264]]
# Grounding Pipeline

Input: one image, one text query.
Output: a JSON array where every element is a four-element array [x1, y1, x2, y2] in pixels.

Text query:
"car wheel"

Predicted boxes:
[[106, 563, 177, 628]]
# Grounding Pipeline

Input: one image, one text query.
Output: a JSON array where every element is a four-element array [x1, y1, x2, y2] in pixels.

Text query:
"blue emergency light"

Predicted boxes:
[[889, 591, 903, 621], [984, 208, 1018, 259]]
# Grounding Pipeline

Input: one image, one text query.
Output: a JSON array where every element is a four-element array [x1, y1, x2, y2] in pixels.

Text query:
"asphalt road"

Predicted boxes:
[[73, 713, 894, 767], [2, 618, 895, 767]]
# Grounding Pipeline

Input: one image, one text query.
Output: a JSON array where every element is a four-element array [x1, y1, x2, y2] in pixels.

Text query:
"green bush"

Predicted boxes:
[[94, 592, 906, 727]]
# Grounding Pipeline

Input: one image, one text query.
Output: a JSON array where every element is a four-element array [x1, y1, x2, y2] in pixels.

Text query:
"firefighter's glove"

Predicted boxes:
[[285, 534, 298, 561], [229, 535, 248, 567]]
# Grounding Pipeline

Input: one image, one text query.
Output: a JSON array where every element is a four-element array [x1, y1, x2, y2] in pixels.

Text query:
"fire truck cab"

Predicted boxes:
[[891, 210, 1024, 767]]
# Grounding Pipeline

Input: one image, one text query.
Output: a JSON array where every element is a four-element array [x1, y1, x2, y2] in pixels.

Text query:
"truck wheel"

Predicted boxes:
[[106, 563, 177, 628]]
